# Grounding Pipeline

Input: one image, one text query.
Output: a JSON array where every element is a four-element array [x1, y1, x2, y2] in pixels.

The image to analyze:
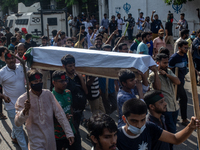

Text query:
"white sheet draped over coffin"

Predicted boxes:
[[31, 46, 156, 74]]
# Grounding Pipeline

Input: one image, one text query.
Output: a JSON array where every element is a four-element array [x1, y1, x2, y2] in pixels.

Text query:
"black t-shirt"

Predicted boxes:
[[25, 42, 32, 50], [117, 122, 163, 150], [5, 32, 13, 47], [151, 19, 162, 34], [165, 22, 173, 36], [109, 21, 118, 34]]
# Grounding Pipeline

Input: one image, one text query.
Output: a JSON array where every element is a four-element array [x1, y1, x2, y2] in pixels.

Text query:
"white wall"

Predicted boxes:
[[107, 0, 200, 38]]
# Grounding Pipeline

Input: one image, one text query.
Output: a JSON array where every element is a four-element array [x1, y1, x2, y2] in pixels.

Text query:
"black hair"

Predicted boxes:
[[136, 32, 142, 39], [52, 30, 57, 37], [61, 54, 75, 66], [118, 69, 135, 86], [144, 90, 162, 108], [25, 34, 32, 40], [96, 33, 103, 39], [104, 13, 107, 16], [180, 29, 189, 37], [178, 40, 188, 48], [180, 13, 185, 17], [114, 37, 121, 45], [117, 13, 121, 16], [27, 69, 43, 81], [141, 32, 149, 40], [66, 38, 73, 42], [118, 43, 127, 50], [41, 36, 48, 40], [60, 32, 65, 35], [0, 46, 8, 56], [15, 27, 19, 32], [5, 27, 10, 31], [88, 113, 117, 147], [159, 47, 170, 57], [15, 45, 17, 50], [52, 70, 66, 80], [102, 44, 112, 50], [1, 36, 7, 42], [122, 98, 147, 117], [197, 29, 200, 34], [111, 15, 115, 19], [11, 36, 17, 43], [57, 38, 61, 42], [95, 37, 102, 42], [81, 26, 85, 30]]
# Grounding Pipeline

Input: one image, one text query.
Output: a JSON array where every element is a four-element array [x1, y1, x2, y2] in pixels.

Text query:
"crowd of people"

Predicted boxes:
[[0, 10, 200, 150]]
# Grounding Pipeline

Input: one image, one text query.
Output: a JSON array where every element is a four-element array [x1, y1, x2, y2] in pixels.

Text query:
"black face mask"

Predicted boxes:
[[31, 82, 43, 91]]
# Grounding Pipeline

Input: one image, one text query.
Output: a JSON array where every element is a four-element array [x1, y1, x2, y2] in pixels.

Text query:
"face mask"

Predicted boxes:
[[126, 118, 146, 135], [31, 82, 43, 91], [191, 35, 195, 39]]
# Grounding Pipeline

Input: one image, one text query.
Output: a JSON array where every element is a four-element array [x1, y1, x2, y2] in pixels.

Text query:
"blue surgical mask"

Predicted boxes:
[[191, 35, 195, 39], [126, 118, 146, 135]]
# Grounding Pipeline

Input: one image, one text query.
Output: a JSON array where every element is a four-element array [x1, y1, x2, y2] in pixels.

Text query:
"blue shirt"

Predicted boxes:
[[137, 42, 149, 54], [147, 41, 153, 56], [99, 78, 115, 94], [117, 88, 136, 127], [130, 41, 138, 52], [192, 37, 200, 59], [169, 53, 188, 84], [101, 18, 109, 29]]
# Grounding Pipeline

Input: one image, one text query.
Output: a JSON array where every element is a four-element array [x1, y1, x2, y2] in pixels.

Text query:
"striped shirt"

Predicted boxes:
[[87, 77, 100, 100]]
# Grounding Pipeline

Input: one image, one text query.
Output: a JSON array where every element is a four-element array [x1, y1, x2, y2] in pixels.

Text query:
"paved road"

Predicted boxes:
[[0, 74, 199, 150]]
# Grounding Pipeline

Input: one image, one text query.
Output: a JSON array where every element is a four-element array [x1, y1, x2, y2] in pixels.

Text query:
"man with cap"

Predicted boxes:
[[0, 51, 28, 149], [187, 31, 196, 47], [21, 27, 40, 41], [153, 29, 166, 57], [144, 90, 170, 150], [124, 13, 135, 43], [98, 26, 108, 43], [15, 69, 74, 150], [151, 11, 164, 40]]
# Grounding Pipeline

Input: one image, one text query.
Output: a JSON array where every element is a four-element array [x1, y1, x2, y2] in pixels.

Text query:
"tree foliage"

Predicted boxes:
[[164, 0, 194, 5]]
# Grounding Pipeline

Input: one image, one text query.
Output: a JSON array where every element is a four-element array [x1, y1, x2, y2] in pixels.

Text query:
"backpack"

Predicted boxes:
[[67, 77, 87, 111]]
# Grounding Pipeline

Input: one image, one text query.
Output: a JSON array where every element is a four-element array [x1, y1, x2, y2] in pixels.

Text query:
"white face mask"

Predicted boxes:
[[126, 118, 146, 135]]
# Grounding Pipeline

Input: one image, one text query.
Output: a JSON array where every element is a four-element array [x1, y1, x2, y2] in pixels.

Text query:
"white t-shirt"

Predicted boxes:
[[116, 18, 124, 30], [83, 21, 93, 33], [0, 64, 26, 110]]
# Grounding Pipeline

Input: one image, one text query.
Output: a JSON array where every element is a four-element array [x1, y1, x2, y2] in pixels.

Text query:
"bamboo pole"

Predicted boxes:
[[188, 50, 200, 149], [174, 67, 178, 99], [105, 78, 109, 100]]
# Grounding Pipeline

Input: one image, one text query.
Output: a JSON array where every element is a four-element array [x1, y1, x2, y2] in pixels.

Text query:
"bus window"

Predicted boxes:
[[9, 20, 13, 28], [47, 18, 57, 26]]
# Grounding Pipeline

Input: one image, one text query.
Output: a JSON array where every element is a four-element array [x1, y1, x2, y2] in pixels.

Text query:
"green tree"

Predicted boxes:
[[164, 0, 194, 5]]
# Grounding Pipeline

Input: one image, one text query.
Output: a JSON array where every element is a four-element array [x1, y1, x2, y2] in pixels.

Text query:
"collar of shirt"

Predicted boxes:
[[147, 114, 166, 129], [10, 43, 15, 47]]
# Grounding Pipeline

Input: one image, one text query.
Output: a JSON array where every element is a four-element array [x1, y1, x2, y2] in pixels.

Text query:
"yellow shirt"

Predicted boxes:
[[187, 38, 192, 48]]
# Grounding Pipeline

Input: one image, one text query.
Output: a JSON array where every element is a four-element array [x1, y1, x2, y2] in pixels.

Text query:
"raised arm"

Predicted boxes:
[[159, 117, 199, 145], [105, 29, 118, 44]]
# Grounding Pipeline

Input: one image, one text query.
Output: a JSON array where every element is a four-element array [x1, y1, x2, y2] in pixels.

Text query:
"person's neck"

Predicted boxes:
[[124, 124, 137, 136], [8, 65, 16, 70], [32, 89, 42, 97], [0, 56, 5, 62], [54, 87, 64, 94], [181, 36, 186, 40], [11, 42, 15, 45], [142, 40, 147, 44], [177, 50, 184, 56], [149, 111, 162, 122], [66, 72, 74, 79], [122, 86, 132, 94]]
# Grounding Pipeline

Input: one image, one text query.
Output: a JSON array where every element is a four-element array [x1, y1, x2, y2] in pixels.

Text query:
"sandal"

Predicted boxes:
[[0, 113, 7, 120]]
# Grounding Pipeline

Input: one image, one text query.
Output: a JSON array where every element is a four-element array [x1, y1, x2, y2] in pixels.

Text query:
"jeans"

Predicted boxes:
[[118, 30, 122, 37], [177, 83, 188, 120], [73, 111, 83, 150], [164, 110, 179, 150], [7, 109, 28, 150], [127, 29, 133, 40]]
